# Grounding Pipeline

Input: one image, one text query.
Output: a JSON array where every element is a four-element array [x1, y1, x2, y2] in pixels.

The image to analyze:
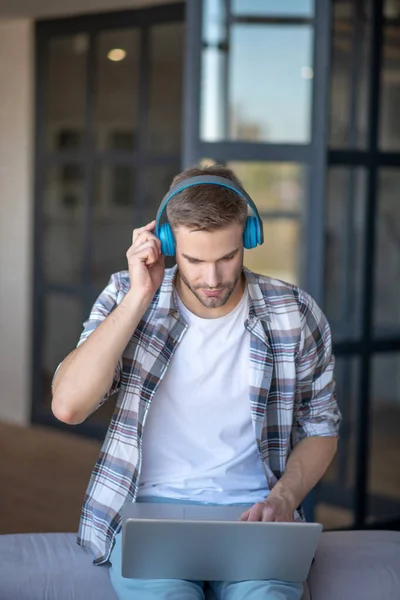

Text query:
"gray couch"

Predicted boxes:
[[0, 531, 399, 599]]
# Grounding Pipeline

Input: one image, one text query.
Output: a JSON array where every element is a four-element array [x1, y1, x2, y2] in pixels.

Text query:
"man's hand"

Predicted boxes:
[[239, 492, 295, 523], [126, 220, 165, 303]]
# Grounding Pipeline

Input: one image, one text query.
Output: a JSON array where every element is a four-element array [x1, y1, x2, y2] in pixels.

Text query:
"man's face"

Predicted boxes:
[[174, 222, 244, 309]]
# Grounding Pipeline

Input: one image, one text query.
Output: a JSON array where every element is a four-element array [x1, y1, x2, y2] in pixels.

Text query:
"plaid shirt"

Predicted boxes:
[[72, 266, 341, 565]]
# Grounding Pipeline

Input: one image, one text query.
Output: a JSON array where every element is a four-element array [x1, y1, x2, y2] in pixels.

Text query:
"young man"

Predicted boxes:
[[52, 165, 341, 600]]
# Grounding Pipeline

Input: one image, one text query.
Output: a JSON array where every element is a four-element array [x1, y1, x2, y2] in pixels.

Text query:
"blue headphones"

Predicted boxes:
[[155, 175, 264, 256]]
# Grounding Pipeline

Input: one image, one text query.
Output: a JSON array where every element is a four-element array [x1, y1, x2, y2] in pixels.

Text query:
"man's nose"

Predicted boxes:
[[205, 264, 220, 288]]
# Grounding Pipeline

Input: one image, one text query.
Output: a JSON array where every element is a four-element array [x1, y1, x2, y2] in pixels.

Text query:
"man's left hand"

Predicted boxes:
[[238, 493, 295, 522]]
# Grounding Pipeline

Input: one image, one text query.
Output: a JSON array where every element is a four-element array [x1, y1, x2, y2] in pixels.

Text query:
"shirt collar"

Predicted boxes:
[[151, 265, 180, 320], [243, 267, 271, 324]]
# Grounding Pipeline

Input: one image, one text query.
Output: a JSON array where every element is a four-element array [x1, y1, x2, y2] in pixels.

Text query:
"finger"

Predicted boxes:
[[149, 253, 165, 270], [282, 512, 294, 523], [132, 223, 158, 247], [138, 241, 160, 262], [261, 504, 275, 522], [246, 504, 264, 522], [140, 246, 158, 267], [127, 241, 160, 266], [127, 239, 160, 259], [132, 221, 157, 245], [239, 509, 250, 522], [144, 249, 158, 266], [132, 230, 161, 252]]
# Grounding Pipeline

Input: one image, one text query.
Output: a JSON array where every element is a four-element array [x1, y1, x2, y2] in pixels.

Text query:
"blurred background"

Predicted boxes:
[[0, 0, 399, 536]]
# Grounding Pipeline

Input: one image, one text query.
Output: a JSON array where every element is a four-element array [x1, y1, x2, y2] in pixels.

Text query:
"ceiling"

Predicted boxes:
[[0, 0, 181, 19]]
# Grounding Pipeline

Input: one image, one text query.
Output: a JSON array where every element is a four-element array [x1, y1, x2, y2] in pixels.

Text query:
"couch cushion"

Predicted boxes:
[[0, 533, 223, 599], [0, 531, 309, 599], [308, 531, 400, 600], [14, 530, 400, 600], [0, 533, 117, 600]]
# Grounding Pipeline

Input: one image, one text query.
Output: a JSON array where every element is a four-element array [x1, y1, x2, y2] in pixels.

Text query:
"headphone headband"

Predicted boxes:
[[155, 175, 264, 245]]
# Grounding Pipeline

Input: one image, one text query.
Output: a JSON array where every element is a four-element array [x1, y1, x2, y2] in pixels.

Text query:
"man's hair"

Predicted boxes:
[[166, 165, 248, 232]]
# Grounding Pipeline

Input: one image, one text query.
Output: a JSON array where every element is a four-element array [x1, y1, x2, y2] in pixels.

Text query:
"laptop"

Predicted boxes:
[[120, 502, 322, 583]]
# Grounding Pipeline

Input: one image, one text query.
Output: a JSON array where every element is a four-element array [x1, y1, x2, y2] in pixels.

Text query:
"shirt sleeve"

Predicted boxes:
[[52, 273, 122, 410], [292, 290, 342, 445]]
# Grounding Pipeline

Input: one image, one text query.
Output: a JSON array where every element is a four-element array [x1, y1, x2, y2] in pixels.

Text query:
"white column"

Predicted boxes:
[[0, 19, 34, 425]]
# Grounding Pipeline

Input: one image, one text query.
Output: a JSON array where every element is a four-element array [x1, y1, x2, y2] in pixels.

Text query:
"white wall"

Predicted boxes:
[[0, 18, 33, 425]]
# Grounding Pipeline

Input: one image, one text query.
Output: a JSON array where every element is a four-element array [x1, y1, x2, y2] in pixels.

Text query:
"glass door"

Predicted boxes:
[[182, 0, 332, 522], [33, 4, 185, 437], [322, 0, 400, 530]]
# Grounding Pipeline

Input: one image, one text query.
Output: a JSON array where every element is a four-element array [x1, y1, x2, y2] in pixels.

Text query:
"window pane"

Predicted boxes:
[[141, 163, 180, 223], [245, 220, 301, 284], [137, 163, 181, 269], [42, 166, 85, 284], [374, 170, 400, 336], [41, 294, 83, 412], [316, 357, 359, 529], [384, 0, 400, 19], [148, 23, 184, 154], [229, 162, 304, 212], [368, 354, 400, 523], [379, 26, 400, 151], [329, 0, 371, 149], [46, 35, 88, 152], [201, 3, 313, 143], [232, 0, 314, 17], [228, 162, 305, 285], [92, 166, 136, 290], [95, 29, 140, 151], [324, 168, 366, 341]]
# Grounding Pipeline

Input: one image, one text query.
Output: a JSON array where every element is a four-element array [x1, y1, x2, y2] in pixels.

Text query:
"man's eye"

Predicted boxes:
[[188, 258, 200, 264]]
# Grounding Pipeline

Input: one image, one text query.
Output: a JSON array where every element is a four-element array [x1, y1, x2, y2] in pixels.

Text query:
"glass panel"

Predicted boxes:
[[316, 357, 359, 530], [324, 168, 366, 341], [92, 166, 136, 290], [229, 162, 304, 212], [139, 163, 180, 269], [245, 220, 301, 284], [42, 166, 85, 284], [201, 1, 313, 143], [41, 294, 83, 411], [384, 0, 400, 19], [379, 26, 400, 150], [374, 170, 400, 336], [141, 163, 181, 224], [228, 162, 305, 285], [367, 354, 400, 523], [232, 0, 314, 17], [95, 29, 140, 151], [46, 34, 88, 152], [148, 23, 184, 154], [329, 0, 371, 149]]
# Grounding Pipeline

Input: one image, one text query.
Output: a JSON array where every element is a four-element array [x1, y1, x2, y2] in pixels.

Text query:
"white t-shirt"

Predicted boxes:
[[137, 287, 270, 504]]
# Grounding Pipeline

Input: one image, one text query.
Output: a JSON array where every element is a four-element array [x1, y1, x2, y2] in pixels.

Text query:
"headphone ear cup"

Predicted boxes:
[[243, 216, 260, 249], [159, 223, 176, 256]]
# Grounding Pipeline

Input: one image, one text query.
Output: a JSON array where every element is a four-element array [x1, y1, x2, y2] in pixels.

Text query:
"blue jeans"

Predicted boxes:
[[109, 496, 304, 600]]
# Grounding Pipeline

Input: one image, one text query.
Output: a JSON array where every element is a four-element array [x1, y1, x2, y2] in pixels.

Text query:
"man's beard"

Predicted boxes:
[[177, 266, 243, 309]]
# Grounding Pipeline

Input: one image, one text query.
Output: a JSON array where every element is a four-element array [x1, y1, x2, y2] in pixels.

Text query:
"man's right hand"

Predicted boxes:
[[126, 220, 165, 303], [52, 222, 166, 426]]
